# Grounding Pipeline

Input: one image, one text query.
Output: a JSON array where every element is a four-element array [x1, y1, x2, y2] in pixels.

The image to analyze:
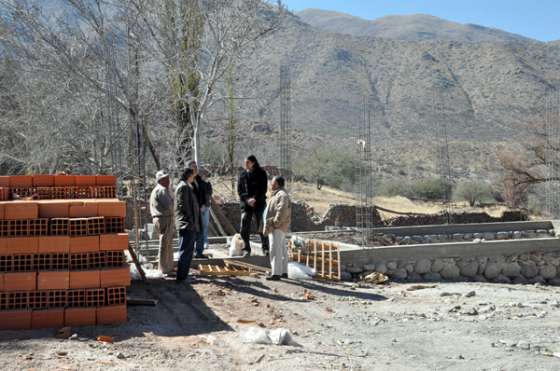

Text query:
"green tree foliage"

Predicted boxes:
[[453, 180, 494, 206]]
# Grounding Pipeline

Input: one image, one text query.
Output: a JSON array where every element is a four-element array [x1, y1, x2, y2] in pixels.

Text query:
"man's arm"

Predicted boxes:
[[176, 185, 189, 229], [256, 169, 268, 200], [237, 173, 249, 202], [273, 193, 289, 225]]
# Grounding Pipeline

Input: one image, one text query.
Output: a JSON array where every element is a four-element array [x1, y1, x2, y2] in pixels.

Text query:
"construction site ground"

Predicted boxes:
[[1, 276, 560, 370]]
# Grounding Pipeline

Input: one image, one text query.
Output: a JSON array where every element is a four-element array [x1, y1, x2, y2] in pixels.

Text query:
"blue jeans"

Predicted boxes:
[[177, 228, 196, 281], [195, 207, 210, 256]]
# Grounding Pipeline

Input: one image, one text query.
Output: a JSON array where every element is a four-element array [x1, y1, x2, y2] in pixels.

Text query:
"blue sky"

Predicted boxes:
[[282, 0, 560, 42]]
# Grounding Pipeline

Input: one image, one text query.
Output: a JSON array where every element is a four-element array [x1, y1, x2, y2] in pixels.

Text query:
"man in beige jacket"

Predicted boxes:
[[263, 176, 292, 280], [149, 170, 175, 276]]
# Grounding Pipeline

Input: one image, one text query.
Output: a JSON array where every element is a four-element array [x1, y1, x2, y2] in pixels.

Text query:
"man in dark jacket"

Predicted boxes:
[[238, 155, 269, 256], [175, 168, 200, 283], [188, 160, 213, 258]]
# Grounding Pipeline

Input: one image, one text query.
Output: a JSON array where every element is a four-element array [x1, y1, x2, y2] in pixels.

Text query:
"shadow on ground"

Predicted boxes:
[[0, 279, 232, 343]]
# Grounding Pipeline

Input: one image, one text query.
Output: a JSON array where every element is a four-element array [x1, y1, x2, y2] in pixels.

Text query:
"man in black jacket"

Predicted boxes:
[[175, 168, 200, 283], [238, 155, 269, 256], [188, 160, 213, 258]]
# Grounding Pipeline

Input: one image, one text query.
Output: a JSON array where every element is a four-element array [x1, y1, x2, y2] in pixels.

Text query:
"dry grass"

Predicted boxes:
[[210, 177, 510, 219]]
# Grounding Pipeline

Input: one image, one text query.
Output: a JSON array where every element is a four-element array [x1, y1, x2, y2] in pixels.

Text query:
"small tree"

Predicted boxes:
[[453, 180, 494, 206]]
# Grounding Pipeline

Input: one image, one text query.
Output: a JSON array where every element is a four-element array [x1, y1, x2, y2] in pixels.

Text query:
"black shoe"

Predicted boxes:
[[282, 273, 288, 279], [266, 275, 281, 281], [242, 249, 251, 257], [194, 254, 208, 259]]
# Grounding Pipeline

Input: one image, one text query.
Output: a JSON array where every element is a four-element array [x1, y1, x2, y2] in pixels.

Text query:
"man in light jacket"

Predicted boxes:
[[149, 170, 174, 276], [175, 168, 200, 283], [263, 176, 292, 280]]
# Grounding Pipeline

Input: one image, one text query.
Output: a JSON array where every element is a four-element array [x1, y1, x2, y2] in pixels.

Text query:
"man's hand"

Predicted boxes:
[[247, 198, 256, 207]]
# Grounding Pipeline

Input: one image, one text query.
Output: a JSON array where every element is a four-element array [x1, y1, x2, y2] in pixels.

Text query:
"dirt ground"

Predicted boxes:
[[2, 276, 560, 371]]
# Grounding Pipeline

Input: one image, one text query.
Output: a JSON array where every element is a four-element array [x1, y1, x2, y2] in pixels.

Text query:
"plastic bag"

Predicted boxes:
[[240, 327, 295, 346], [288, 262, 316, 280], [241, 327, 271, 344], [229, 233, 245, 257], [130, 265, 164, 280]]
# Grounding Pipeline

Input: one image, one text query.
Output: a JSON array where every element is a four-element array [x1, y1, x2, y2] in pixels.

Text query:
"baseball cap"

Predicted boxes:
[[155, 170, 169, 182]]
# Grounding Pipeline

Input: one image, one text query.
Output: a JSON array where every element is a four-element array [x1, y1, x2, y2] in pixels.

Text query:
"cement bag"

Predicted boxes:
[[241, 327, 271, 344], [288, 262, 316, 280], [240, 327, 295, 346], [229, 233, 245, 257]]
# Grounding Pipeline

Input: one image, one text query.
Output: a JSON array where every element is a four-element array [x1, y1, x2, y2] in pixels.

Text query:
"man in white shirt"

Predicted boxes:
[[149, 170, 175, 275]]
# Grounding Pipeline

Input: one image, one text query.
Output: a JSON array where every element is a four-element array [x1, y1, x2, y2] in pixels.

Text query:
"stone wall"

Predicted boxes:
[[344, 251, 560, 285], [385, 210, 527, 227]]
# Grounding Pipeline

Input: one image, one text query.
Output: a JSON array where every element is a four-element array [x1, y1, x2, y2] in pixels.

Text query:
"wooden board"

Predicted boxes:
[[198, 264, 252, 277]]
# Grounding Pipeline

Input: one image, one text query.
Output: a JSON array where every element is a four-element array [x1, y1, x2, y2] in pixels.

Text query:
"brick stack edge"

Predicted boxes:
[[0, 175, 130, 330]]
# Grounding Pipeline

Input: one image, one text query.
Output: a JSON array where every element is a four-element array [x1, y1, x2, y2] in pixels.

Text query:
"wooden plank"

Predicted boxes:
[[321, 243, 325, 278], [127, 297, 158, 306], [329, 243, 333, 279]]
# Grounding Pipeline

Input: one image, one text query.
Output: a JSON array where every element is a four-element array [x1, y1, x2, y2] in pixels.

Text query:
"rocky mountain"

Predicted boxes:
[[210, 9, 560, 183], [296, 9, 534, 43]]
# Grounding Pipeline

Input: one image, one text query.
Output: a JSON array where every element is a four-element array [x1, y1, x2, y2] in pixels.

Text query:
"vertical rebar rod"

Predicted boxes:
[[279, 64, 292, 180]]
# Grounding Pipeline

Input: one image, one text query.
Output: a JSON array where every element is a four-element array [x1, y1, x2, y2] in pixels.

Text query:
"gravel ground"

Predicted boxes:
[[2, 277, 560, 370]]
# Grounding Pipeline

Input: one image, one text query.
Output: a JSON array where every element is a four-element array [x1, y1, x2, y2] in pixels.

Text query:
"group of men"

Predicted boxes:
[[149, 155, 292, 283]]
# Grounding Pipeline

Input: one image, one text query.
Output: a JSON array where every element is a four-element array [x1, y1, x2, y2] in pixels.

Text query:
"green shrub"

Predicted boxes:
[[294, 147, 362, 190], [453, 180, 494, 206], [377, 178, 452, 201]]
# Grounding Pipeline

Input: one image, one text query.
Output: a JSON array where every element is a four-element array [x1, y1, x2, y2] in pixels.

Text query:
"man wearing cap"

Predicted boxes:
[[149, 170, 175, 276]]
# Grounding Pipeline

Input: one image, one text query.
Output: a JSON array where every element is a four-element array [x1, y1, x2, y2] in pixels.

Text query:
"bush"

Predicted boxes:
[[377, 178, 452, 201], [293, 147, 362, 190], [453, 180, 494, 206]]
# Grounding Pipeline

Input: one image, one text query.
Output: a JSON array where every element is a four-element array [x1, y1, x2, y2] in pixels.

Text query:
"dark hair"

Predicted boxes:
[[181, 168, 194, 181], [273, 176, 285, 188], [246, 155, 260, 169]]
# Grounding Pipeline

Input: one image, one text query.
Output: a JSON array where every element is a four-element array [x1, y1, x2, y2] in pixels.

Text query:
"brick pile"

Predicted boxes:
[[0, 175, 130, 330]]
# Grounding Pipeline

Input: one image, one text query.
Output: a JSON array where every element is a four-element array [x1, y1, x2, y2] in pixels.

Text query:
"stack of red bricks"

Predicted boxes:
[[0, 175, 130, 330]]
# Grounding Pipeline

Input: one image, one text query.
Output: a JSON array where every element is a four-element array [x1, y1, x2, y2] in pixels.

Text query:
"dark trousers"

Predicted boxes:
[[177, 228, 197, 281], [240, 206, 269, 253]]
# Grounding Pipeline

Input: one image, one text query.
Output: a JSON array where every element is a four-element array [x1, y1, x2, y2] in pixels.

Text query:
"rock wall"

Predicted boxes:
[[385, 210, 527, 227], [343, 251, 560, 285]]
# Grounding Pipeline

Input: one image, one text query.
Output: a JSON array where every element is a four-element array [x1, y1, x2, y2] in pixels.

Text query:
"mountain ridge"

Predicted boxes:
[[296, 8, 536, 43]]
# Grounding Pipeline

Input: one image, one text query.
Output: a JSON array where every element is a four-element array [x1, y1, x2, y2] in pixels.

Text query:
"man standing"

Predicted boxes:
[[188, 160, 213, 259], [175, 168, 200, 283], [149, 170, 174, 276], [263, 176, 292, 280], [238, 155, 269, 257]]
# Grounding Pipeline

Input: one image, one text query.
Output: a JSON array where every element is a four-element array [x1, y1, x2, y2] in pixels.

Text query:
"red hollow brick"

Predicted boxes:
[[38, 236, 70, 253], [4, 272, 36, 291], [95, 175, 117, 187], [100, 267, 131, 288], [6, 237, 39, 254], [0, 202, 5, 219], [37, 271, 70, 290], [32, 175, 55, 187], [4, 202, 38, 220], [38, 201, 70, 219], [0, 310, 32, 330], [0, 273, 3, 291], [69, 204, 98, 218], [32, 308, 64, 329], [69, 236, 99, 253], [65, 307, 96, 327], [0, 176, 9, 187], [9, 175, 33, 188], [69, 270, 100, 289], [54, 175, 76, 186], [75, 175, 97, 187], [99, 234, 128, 251], [96, 305, 127, 325], [97, 201, 126, 218]]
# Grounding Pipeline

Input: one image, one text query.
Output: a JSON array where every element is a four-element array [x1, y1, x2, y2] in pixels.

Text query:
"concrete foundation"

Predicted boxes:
[[295, 221, 560, 285]]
